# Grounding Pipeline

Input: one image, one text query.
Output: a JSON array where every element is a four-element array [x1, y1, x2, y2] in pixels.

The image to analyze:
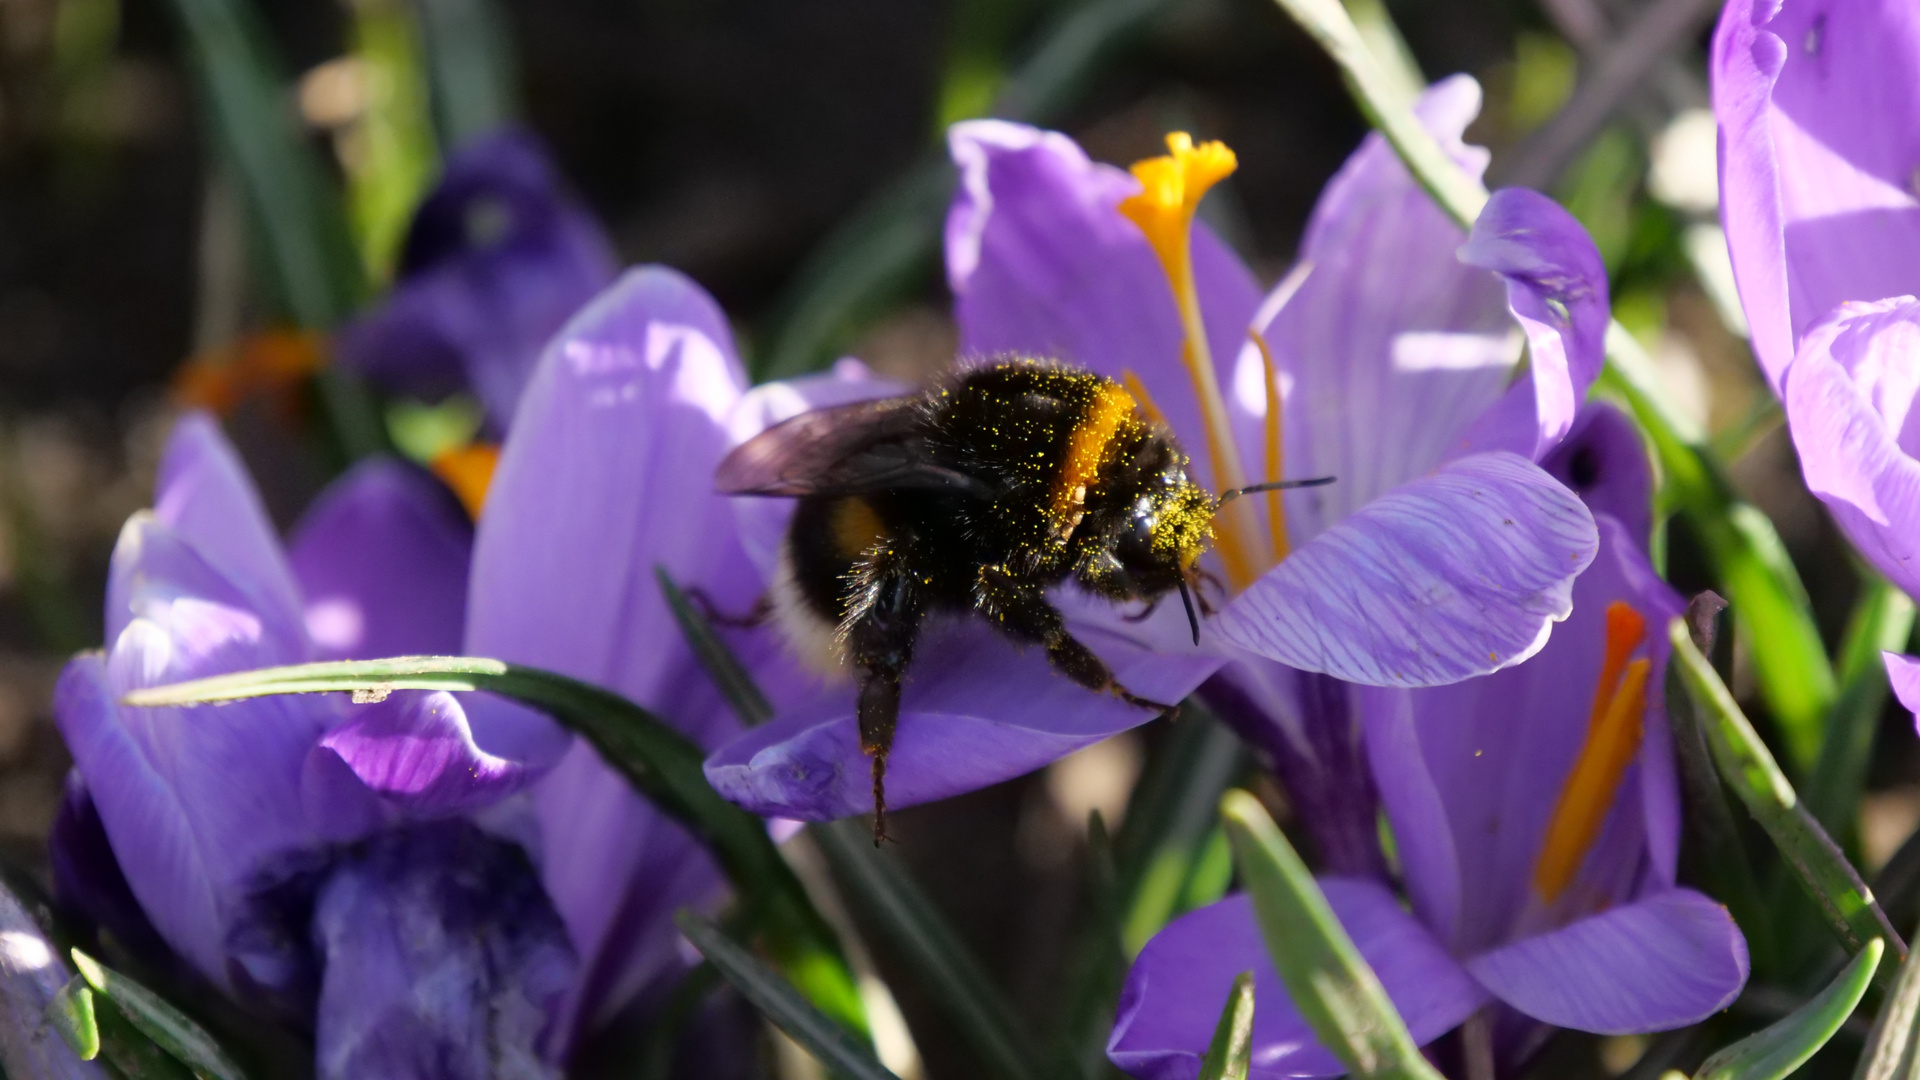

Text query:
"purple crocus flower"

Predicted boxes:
[[1712, 2, 1920, 602], [1109, 405, 1750, 1079], [52, 417, 577, 1076], [705, 77, 1606, 829], [337, 130, 618, 432]]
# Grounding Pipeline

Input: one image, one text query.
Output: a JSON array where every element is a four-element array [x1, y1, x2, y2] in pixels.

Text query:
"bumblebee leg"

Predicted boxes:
[[975, 567, 1174, 714], [843, 552, 926, 846]]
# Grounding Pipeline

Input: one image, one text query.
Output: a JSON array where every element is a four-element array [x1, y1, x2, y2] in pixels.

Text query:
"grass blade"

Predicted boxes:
[[678, 913, 902, 1080], [1809, 577, 1916, 845], [1221, 790, 1442, 1080], [161, 0, 385, 459], [0, 872, 103, 1078], [1268, 0, 1837, 765], [121, 655, 869, 1037], [757, 0, 1183, 379], [814, 819, 1037, 1080], [70, 949, 246, 1080], [1693, 936, 1879, 1080], [1116, 712, 1245, 955], [1196, 972, 1255, 1080], [49, 976, 99, 1061], [414, 0, 517, 147], [657, 567, 774, 726], [1856, 924, 1920, 1080], [1665, 620, 1905, 965], [1665, 647, 1776, 974]]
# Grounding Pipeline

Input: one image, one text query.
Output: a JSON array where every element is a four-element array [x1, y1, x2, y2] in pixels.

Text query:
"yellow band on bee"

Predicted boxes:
[[1052, 382, 1139, 521]]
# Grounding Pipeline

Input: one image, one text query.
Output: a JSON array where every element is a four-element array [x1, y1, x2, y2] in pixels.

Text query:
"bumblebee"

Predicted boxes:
[[717, 359, 1320, 842]]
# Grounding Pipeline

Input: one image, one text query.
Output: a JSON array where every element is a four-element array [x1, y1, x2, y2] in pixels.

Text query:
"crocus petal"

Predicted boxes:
[[1466, 889, 1748, 1033], [288, 459, 472, 661], [310, 821, 575, 1080], [705, 612, 1221, 820], [314, 691, 537, 815], [469, 266, 802, 1036], [1108, 882, 1487, 1080], [1712, 0, 1920, 390], [1255, 76, 1515, 541], [338, 131, 618, 429], [1216, 452, 1598, 686], [48, 774, 173, 971], [1887, 652, 1920, 722], [945, 119, 1265, 493], [1782, 298, 1920, 598], [1541, 404, 1655, 556], [1361, 514, 1682, 954], [1454, 187, 1611, 462], [0, 864, 109, 1080], [117, 413, 304, 647]]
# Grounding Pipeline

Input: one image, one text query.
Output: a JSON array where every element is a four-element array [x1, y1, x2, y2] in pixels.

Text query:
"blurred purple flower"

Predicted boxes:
[[52, 417, 580, 1077], [707, 77, 1606, 830], [336, 130, 618, 432], [1713, 1, 1920, 602], [1109, 406, 1749, 1079]]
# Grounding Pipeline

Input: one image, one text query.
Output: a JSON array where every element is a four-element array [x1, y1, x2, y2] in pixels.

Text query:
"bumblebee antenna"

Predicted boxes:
[[1217, 476, 1335, 505], [1177, 578, 1200, 646]]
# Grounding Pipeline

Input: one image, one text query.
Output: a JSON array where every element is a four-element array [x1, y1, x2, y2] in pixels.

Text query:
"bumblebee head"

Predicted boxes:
[[1113, 463, 1215, 594]]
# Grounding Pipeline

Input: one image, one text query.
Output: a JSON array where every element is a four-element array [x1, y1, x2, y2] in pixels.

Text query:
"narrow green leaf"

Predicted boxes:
[[1665, 621, 1905, 964], [1117, 714, 1244, 955], [161, 0, 387, 459], [758, 0, 1184, 379], [678, 913, 903, 1080], [1856, 926, 1920, 1080], [1664, 649, 1775, 973], [48, 977, 98, 1061], [343, 0, 439, 281], [121, 655, 869, 1038], [1196, 972, 1255, 1080], [657, 567, 774, 726], [814, 819, 1037, 1080], [1268, 0, 1837, 763], [1809, 577, 1916, 843], [1054, 810, 1127, 1080], [413, 0, 517, 147], [93, 1003, 197, 1080], [1221, 790, 1443, 1080], [0, 868, 104, 1078], [70, 950, 246, 1080], [1693, 936, 1879, 1080]]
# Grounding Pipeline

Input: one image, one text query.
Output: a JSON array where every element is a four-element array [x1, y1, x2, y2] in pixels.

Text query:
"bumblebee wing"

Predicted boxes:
[[716, 396, 992, 498]]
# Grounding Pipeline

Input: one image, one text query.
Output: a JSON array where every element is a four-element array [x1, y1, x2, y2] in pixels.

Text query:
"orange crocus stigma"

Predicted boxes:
[[1533, 601, 1651, 903], [1118, 133, 1267, 589], [431, 442, 500, 520], [172, 330, 327, 417]]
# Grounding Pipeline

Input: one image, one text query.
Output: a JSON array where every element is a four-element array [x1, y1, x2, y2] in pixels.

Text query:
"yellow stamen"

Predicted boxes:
[[1119, 133, 1263, 590], [1121, 370, 1169, 429], [431, 442, 500, 520], [172, 330, 327, 416], [1250, 328, 1291, 561], [1533, 601, 1652, 903]]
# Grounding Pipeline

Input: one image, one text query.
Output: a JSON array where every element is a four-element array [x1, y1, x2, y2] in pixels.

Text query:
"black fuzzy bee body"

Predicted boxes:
[[719, 360, 1216, 841]]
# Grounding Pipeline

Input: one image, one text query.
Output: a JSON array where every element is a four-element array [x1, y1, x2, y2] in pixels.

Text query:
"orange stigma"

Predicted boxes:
[[1533, 601, 1651, 903], [431, 442, 500, 520]]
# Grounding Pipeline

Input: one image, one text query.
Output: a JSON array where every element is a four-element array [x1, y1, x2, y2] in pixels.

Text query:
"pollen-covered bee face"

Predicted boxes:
[[1113, 466, 1215, 597]]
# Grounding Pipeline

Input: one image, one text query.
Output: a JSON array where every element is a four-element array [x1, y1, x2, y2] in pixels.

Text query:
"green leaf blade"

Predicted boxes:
[[678, 913, 902, 1080], [49, 977, 99, 1061], [1665, 620, 1905, 965], [1220, 790, 1442, 1080], [1196, 972, 1255, 1080], [70, 950, 247, 1080], [1694, 936, 1880, 1080]]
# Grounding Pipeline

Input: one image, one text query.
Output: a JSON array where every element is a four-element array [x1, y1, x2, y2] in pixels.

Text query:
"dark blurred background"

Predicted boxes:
[[0, 0, 1896, 1076]]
